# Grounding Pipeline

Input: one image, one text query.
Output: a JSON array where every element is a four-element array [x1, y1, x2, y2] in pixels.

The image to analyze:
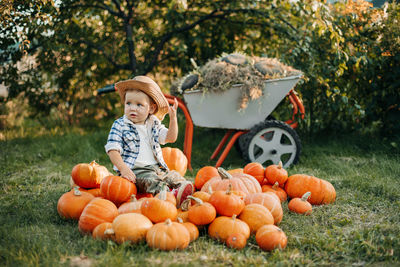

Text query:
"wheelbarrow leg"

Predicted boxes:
[[210, 130, 234, 160], [215, 130, 247, 168]]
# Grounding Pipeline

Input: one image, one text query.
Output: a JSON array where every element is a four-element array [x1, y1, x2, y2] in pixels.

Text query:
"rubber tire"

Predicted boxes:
[[240, 120, 301, 168]]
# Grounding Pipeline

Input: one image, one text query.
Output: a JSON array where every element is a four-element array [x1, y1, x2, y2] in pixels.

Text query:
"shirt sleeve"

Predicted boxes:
[[158, 123, 169, 145], [105, 120, 124, 153]]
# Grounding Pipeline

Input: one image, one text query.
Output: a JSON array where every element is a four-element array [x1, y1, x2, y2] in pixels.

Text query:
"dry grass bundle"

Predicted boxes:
[[173, 53, 302, 110]]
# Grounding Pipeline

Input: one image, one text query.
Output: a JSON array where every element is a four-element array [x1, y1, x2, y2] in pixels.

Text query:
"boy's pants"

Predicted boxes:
[[131, 163, 186, 195]]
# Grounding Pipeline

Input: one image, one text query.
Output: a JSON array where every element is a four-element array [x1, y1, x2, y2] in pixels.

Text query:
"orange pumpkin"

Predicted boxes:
[[288, 192, 312, 215], [227, 168, 243, 174], [141, 190, 178, 223], [238, 203, 274, 234], [117, 195, 143, 214], [264, 161, 288, 187], [208, 185, 245, 217], [191, 190, 211, 205], [100, 175, 137, 205], [261, 182, 287, 202], [78, 198, 118, 234], [177, 218, 199, 242], [57, 187, 94, 220], [176, 199, 190, 222], [162, 147, 188, 176], [226, 233, 247, 250], [245, 192, 283, 225], [208, 215, 250, 243], [243, 162, 265, 184], [256, 225, 287, 251], [71, 161, 110, 188], [92, 222, 113, 240], [187, 196, 216, 226], [285, 174, 336, 205], [201, 168, 261, 196], [109, 213, 153, 244], [146, 219, 190, 250], [86, 188, 103, 197], [155, 191, 176, 206], [194, 166, 219, 190]]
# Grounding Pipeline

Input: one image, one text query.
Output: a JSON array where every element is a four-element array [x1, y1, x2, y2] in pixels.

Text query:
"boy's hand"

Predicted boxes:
[[168, 98, 178, 119], [120, 167, 136, 183]]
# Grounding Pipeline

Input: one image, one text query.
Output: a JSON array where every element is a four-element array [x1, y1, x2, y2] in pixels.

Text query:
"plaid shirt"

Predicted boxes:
[[105, 115, 169, 172]]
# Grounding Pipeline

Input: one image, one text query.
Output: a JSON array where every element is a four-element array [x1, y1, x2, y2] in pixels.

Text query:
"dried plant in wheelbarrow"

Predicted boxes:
[[172, 52, 302, 110]]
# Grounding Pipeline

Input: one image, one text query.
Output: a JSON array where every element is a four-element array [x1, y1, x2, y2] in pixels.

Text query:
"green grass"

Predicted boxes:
[[1, 126, 399, 267]]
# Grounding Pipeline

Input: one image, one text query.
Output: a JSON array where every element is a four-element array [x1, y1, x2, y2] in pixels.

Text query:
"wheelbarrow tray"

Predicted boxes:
[[182, 75, 302, 130]]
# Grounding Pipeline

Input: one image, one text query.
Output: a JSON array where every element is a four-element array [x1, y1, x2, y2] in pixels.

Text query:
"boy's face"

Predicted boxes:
[[124, 90, 156, 124]]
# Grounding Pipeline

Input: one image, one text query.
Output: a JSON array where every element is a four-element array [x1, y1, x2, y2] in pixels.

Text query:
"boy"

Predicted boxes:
[[105, 75, 194, 208]]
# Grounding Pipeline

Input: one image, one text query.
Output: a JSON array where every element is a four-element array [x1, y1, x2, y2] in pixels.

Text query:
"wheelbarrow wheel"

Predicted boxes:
[[240, 120, 301, 168]]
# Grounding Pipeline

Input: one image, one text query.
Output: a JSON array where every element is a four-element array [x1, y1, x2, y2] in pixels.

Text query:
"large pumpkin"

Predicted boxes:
[[162, 147, 188, 176], [71, 161, 110, 188], [100, 175, 137, 205], [146, 219, 190, 250], [285, 174, 336, 205], [194, 166, 219, 190], [57, 187, 94, 220], [244, 192, 283, 225], [109, 213, 153, 244], [208, 215, 250, 243], [200, 168, 261, 196], [78, 198, 118, 234]]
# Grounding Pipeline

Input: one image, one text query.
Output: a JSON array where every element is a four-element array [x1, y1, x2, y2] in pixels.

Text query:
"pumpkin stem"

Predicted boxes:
[[177, 217, 183, 223], [232, 214, 237, 221], [129, 194, 137, 202], [165, 218, 172, 226], [104, 228, 115, 236], [73, 186, 82, 196], [90, 160, 98, 166], [301, 192, 311, 202], [218, 167, 232, 180], [278, 161, 283, 169], [272, 182, 279, 190], [157, 185, 167, 201], [187, 195, 203, 206]]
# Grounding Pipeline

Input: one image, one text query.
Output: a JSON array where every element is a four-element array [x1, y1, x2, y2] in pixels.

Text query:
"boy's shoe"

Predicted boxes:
[[175, 181, 194, 208]]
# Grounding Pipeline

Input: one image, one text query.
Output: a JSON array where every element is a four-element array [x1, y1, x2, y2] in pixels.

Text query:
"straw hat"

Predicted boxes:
[[115, 76, 169, 120]]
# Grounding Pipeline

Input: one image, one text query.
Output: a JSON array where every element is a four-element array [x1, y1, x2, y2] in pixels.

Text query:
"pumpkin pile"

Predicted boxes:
[[57, 157, 336, 252]]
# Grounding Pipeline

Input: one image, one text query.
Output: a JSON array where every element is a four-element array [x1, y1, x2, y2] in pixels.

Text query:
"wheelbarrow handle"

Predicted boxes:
[[97, 84, 116, 95]]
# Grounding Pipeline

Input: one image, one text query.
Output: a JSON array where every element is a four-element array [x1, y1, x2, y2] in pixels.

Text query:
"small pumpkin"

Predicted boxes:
[[187, 196, 216, 226], [162, 147, 188, 176], [256, 225, 287, 251], [146, 219, 190, 250], [71, 161, 110, 188], [117, 195, 143, 214], [108, 213, 153, 244], [261, 182, 287, 202], [288, 192, 312, 215], [227, 168, 243, 174], [78, 198, 119, 234], [57, 187, 94, 220], [155, 191, 176, 207], [100, 175, 137, 205], [226, 233, 247, 250], [238, 203, 274, 234], [176, 199, 191, 223], [208, 215, 250, 243], [177, 217, 199, 242], [244, 192, 283, 225], [285, 174, 336, 205], [201, 168, 261, 196], [194, 166, 219, 190], [243, 162, 265, 184], [92, 222, 113, 240], [208, 184, 245, 217], [264, 161, 288, 187], [191, 190, 211, 205], [141, 189, 178, 223]]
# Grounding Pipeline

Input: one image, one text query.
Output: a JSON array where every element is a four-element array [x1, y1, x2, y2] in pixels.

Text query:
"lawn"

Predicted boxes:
[[0, 126, 399, 266]]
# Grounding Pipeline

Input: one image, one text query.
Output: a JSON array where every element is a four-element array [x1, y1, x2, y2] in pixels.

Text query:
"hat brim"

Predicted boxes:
[[115, 79, 169, 121]]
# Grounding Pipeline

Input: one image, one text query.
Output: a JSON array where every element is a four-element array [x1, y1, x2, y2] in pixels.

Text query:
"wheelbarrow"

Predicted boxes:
[[97, 74, 305, 170]]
